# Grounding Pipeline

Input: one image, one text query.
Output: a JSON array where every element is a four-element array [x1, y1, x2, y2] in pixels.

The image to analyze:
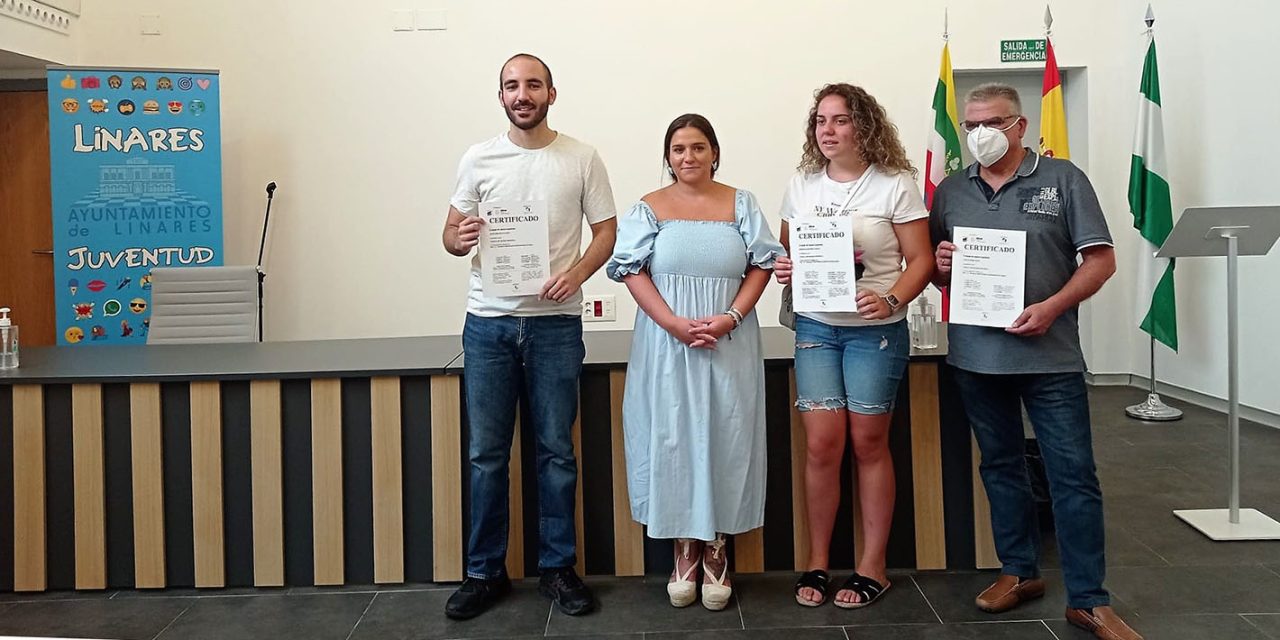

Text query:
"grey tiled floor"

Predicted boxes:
[[3, 386, 1280, 639]]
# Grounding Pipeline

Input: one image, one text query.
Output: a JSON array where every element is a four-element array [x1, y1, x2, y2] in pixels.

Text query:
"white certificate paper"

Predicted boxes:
[[950, 226, 1027, 327], [478, 201, 550, 297], [792, 216, 858, 312]]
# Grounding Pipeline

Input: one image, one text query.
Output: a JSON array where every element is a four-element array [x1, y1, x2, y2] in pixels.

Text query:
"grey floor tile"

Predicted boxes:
[[0, 588, 118, 602], [1039, 525, 1169, 570], [156, 592, 372, 640], [735, 572, 937, 629], [1122, 514, 1280, 567], [0, 597, 191, 640], [546, 577, 741, 636], [287, 582, 453, 595], [112, 585, 276, 599], [351, 583, 551, 640], [1046, 613, 1268, 639], [648, 629, 845, 640], [911, 571, 1133, 624], [1244, 614, 1280, 639], [1105, 565, 1280, 615], [838, 621, 1056, 639]]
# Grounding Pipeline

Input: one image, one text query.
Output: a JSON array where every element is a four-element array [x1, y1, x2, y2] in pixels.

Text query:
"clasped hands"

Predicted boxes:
[[663, 314, 735, 350]]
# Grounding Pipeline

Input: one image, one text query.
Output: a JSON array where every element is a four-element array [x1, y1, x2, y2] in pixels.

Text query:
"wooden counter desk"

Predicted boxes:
[[1, 327, 995, 593]]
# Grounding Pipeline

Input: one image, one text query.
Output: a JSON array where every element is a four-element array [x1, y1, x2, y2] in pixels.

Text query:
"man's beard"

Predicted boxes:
[[504, 100, 550, 130]]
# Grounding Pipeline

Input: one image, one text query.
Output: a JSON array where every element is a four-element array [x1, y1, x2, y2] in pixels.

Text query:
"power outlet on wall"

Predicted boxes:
[[582, 295, 615, 322]]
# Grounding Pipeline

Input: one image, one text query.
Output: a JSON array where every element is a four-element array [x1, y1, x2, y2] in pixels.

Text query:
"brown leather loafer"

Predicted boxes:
[[975, 574, 1046, 613], [1065, 606, 1144, 640]]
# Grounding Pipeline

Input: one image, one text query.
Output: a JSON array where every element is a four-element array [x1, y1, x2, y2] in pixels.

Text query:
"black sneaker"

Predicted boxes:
[[445, 574, 512, 620], [539, 567, 594, 615]]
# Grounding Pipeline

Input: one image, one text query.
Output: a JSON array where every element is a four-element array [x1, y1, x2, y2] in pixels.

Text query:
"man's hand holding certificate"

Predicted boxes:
[[949, 226, 1027, 328], [792, 216, 859, 312], [479, 201, 551, 297]]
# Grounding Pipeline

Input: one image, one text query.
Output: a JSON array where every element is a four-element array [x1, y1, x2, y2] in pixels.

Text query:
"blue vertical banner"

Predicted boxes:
[[46, 66, 223, 346]]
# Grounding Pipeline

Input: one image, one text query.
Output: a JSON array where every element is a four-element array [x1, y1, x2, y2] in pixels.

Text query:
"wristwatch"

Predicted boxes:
[[883, 294, 902, 311]]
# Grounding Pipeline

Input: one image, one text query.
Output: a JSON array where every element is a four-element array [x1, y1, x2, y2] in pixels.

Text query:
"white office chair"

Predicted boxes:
[[146, 265, 258, 344]]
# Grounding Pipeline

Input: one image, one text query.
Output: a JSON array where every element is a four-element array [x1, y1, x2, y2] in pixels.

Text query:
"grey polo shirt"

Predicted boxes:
[[929, 148, 1113, 374]]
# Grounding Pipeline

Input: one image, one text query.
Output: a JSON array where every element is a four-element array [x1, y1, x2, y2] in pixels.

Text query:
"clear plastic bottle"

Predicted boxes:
[[910, 297, 938, 350], [0, 307, 18, 370]]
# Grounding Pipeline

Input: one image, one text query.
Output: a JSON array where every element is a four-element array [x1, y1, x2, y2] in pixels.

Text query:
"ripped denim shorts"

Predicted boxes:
[[793, 315, 909, 415]]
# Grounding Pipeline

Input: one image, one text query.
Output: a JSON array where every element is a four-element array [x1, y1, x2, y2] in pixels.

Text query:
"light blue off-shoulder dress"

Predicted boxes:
[[605, 189, 784, 540]]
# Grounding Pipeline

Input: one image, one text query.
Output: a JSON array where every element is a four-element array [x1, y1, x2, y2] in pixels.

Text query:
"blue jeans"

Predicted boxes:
[[793, 317, 910, 415], [462, 313, 585, 579], [952, 368, 1109, 609]]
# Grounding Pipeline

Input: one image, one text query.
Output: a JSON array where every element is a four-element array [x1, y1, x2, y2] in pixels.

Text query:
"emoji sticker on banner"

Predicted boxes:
[[157, 77, 173, 90], [116, 276, 132, 289], [131, 76, 146, 90], [177, 76, 193, 91], [60, 74, 74, 89], [91, 325, 107, 341], [61, 98, 79, 113], [189, 99, 206, 115], [87, 279, 106, 292], [142, 318, 150, 337], [81, 76, 100, 89], [142, 100, 160, 115], [103, 299, 122, 317], [118, 99, 135, 115], [68, 278, 79, 295], [196, 78, 211, 90], [129, 298, 148, 314], [89, 99, 108, 113], [167, 100, 182, 114], [140, 273, 153, 289], [65, 327, 85, 343], [120, 320, 133, 337], [107, 75, 123, 89], [73, 302, 95, 320]]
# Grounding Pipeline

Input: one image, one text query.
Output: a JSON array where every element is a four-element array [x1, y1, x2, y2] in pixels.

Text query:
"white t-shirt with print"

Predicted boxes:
[[779, 165, 928, 327], [450, 132, 617, 317]]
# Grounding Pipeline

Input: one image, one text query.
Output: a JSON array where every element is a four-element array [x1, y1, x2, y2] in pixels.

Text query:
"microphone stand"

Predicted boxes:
[[256, 182, 276, 342]]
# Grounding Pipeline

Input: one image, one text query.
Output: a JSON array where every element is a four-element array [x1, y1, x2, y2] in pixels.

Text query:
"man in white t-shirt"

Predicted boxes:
[[441, 53, 617, 620]]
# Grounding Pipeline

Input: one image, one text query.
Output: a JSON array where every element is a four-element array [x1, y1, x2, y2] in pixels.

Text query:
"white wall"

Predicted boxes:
[[0, 1, 78, 67], [70, 0, 1280, 415]]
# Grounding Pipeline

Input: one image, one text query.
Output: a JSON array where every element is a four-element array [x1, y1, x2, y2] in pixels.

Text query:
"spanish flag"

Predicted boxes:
[[1039, 38, 1070, 159]]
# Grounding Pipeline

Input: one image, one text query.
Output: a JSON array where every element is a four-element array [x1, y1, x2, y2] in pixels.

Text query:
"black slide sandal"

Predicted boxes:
[[794, 569, 831, 607], [833, 572, 891, 609]]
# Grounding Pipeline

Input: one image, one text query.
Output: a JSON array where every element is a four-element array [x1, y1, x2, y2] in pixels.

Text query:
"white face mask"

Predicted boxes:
[[966, 117, 1020, 167]]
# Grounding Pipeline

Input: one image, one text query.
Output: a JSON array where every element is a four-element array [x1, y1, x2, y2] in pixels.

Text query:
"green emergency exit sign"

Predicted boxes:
[[1001, 39, 1047, 62]]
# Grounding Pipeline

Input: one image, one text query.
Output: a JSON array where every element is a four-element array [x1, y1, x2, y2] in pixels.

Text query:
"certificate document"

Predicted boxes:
[[950, 226, 1026, 327], [478, 201, 550, 297], [792, 216, 858, 313]]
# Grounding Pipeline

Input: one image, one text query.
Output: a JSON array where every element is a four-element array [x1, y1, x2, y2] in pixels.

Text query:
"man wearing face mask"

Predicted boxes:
[[441, 53, 617, 620], [929, 84, 1138, 640]]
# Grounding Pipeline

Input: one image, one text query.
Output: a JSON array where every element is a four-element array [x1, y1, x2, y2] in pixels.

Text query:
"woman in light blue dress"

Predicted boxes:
[[606, 114, 783, 611]]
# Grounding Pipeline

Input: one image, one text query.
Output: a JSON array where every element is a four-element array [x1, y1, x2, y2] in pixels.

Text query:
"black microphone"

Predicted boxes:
[[256, 181, 277, 342]]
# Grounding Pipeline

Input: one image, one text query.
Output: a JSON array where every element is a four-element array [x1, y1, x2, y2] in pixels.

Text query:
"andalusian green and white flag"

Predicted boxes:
[[1129, 32, 1178, 351]]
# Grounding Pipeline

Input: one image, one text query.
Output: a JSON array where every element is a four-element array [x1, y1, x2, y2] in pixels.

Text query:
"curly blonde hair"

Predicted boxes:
[[798, 83, 917, 178]]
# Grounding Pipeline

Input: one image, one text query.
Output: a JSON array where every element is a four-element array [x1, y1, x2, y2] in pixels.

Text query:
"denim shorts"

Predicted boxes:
[[793, 316, 910, 415]]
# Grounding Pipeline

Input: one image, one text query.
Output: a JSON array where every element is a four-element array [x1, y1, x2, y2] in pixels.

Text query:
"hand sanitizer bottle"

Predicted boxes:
[[910, 297, 938, 350], [0, 307, 18, 370]]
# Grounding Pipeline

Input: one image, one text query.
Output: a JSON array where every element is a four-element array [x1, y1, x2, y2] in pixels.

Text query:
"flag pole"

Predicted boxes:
[[1125, 3, 1182, 422], [1127, 336, 1183, 420]]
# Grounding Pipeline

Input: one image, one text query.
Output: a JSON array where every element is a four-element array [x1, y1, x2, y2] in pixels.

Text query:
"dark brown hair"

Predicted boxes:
[[799, 83, 916, 177], [499, 53, 553, 89], [663, 113, 720, 179]]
